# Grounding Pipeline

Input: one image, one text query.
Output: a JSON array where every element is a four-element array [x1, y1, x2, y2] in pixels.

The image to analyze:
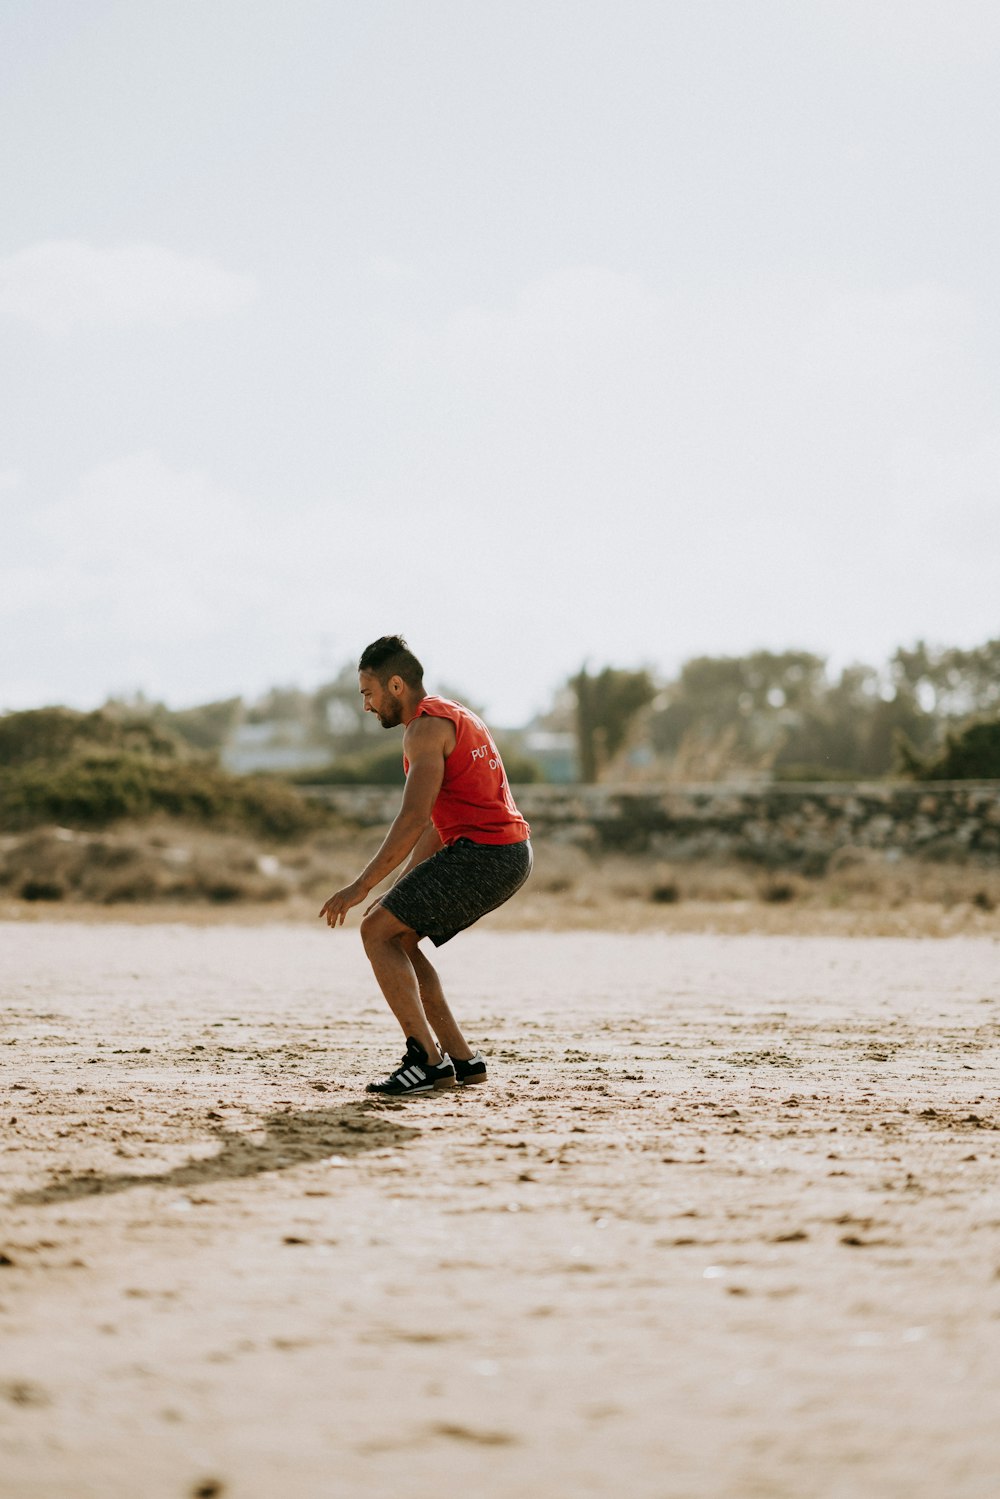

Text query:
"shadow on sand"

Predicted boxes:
[[14, 1101, 419, 1207]]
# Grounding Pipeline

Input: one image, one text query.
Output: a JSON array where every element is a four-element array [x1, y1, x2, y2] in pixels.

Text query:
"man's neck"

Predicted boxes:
[[401, 690, 427, 727]]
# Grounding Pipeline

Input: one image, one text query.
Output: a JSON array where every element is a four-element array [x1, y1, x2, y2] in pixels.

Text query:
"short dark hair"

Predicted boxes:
[[358, 635, 425, 689]]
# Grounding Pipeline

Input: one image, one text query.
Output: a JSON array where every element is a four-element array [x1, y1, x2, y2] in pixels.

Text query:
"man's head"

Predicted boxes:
[[357, 635, 425, 728]]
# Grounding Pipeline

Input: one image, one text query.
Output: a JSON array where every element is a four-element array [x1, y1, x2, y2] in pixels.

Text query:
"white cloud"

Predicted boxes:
[[16, 452, 279, 640], [367, 264, 1000, 700], [0, 452, 370, 708], [0, 468, 21, 492], [368, 254, 417, 284], [789, 0, 1000, 69], [382, 266, 982, 526], [3, 265, 999, 722], [0, 241, 258, 334]]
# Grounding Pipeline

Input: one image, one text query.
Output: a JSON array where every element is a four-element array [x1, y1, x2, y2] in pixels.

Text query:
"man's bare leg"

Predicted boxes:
[[359, 906, 442, 1062], [400, 933, 474, 1062]]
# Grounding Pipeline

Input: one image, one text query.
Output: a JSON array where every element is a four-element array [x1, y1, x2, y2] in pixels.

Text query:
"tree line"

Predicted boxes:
[[87, 637, 1000, 784], [567, 639, 1000, 783]]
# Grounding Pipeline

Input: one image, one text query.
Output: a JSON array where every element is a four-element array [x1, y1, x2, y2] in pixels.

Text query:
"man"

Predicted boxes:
[[320, 635, 532, 1096]]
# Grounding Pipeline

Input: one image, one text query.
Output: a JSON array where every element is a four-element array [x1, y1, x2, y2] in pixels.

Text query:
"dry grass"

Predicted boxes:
[[0, 824, 298, 906], [529, 840, 1000, 911], [1, 821, 999, 936]]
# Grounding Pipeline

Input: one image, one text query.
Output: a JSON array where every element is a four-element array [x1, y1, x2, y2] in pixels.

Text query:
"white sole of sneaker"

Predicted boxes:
[[366, 1082, 433, 1095]]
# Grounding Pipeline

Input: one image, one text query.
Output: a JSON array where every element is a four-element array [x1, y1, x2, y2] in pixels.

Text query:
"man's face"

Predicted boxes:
[[359, 670, 403, 728]]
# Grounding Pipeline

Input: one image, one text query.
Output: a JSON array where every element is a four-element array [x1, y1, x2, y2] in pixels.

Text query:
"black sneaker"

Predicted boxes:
[[454, 1051, 487, 1086], [366, 1038, 456, 1096]]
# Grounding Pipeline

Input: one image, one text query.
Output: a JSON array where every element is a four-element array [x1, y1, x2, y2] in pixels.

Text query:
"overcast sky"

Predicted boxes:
[[2, 1, 999, 725]]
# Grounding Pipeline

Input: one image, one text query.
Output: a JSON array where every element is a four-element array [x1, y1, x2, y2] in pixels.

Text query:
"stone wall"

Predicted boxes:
[[304, 782, 1000, 870]]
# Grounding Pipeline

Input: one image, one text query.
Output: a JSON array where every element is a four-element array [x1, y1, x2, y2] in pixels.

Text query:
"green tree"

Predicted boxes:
[[650, 652, 827, 776], [775, 665, 933, 779], [160, 698, 243, 754], [571, 666, 656, 783], [102, 693, 244, 760], [892, 639, 1000, 721]]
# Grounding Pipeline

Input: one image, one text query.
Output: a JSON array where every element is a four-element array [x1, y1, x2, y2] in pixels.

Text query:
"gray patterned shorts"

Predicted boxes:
[[380, 837, 533, 947]]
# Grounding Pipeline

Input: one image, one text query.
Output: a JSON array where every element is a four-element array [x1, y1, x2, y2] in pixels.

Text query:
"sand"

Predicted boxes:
[[2, 919, 1000, 1499]]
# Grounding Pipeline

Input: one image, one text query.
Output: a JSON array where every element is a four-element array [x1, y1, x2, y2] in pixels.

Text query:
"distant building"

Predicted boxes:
[[221, 721, 327, 775], [518, 728, 578, 784]]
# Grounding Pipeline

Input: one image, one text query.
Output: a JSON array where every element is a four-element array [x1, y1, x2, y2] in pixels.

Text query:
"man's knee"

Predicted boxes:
[[360, 905, 413, 954], [359, 907, 389, 952]]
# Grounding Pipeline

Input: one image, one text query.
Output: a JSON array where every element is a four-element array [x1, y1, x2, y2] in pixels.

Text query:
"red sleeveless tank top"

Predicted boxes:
[[403, 696, 531, 847]]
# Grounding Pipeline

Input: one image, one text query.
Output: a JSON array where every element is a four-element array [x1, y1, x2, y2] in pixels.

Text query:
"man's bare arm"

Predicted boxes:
[[399, 820, 444, 876], [319, 717, 448, 926], [356, 745, 444, 889]]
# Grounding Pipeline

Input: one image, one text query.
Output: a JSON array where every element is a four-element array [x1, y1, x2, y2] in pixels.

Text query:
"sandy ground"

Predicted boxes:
[[2, 920, 1000, 1499]]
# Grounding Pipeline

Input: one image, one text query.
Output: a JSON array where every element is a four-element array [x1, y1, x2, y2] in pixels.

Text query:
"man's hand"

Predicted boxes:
[[319, 879, 370, 928]]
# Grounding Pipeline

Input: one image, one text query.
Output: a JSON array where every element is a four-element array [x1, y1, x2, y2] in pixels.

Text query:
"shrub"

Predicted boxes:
[[19, 878, 65, 902], [498, 751, 541, 784], [900, 718, 1000, 781], [0, 707, 181, 765], [0, 752, 326, 838]]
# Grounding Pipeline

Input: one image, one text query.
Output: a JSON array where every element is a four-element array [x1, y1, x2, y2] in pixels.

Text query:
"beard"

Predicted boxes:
[[377, 700, 403, 728]]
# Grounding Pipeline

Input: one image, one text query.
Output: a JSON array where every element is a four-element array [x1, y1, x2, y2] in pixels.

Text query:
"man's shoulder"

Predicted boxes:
[[403, 711, 454, 754]]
